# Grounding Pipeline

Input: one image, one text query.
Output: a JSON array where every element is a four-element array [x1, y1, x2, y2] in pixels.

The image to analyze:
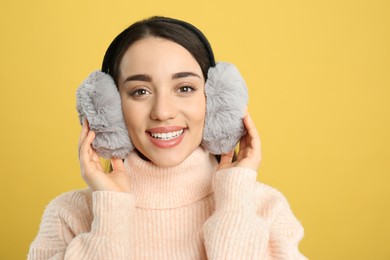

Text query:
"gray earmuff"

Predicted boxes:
[[76, 62, 248, 159], [76, 71, 133, 159], [201, 62, 248, 154]]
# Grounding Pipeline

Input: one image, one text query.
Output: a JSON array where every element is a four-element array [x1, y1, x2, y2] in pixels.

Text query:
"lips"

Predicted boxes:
[[150, 129, 184, 140], [146, 126, 186, 148]]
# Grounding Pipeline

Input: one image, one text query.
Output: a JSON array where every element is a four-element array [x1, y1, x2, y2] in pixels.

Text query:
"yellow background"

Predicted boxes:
[[1, 0, 389, 259]]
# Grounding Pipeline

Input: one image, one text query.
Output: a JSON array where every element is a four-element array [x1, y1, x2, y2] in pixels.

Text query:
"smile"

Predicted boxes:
[[150, 130, 184, 140], [147, 127, 186, 148]]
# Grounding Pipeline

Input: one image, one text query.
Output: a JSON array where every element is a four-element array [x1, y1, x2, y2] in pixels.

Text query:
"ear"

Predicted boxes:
[[201, 62, 248, 154], [76, 71, 133, 159]]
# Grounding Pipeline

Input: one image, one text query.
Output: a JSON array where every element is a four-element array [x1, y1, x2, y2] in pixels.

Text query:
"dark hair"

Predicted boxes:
[[101, 16, 216, 85]]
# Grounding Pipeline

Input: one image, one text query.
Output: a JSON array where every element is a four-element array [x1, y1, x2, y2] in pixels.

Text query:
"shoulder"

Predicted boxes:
[[254, 183, 290, 211], [30, 189, 94, 250], [42, 188, 93, 228], [254, 182, 304, 237], [46, 188, 93, 211], [253, 182, 300, 223]]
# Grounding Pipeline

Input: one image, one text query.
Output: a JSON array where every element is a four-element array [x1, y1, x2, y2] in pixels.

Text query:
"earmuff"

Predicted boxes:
[[76, 18, 248, 159]]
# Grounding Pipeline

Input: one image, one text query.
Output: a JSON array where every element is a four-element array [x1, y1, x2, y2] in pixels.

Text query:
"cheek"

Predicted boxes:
[[189, 96, 206, 128], [121, 100, 140, 132]]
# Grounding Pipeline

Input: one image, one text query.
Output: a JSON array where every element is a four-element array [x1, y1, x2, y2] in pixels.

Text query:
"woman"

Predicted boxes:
[[28, 16, 307, 259]]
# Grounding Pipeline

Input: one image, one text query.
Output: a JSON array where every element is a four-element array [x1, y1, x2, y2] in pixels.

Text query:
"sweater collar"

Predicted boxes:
[[124, 147, 218, 209]]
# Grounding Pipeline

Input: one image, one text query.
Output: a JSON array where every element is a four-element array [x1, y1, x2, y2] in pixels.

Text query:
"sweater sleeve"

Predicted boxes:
[[28, 190, 135, 260], [202, 167, 307, 260]]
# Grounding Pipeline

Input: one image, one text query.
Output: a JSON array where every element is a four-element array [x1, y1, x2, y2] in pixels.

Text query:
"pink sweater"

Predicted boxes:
[[28, 148, 307, 259]]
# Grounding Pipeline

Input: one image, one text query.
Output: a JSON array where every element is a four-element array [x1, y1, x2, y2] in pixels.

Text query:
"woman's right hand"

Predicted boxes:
[[78, 119, 132, 192]]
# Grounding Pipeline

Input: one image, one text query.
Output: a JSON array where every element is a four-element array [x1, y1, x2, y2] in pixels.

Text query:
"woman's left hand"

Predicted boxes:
[[217, 112, 261, 172]]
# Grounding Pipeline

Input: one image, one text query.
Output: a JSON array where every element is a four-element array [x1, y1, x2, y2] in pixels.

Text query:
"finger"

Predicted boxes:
[[237, 134, 248, 160], [79, 131, 103, 176], [243, 113, 257, 138], [243, 113, 261, 150], [79, 130, 96, 159], [111, 158, 125, 172], [219, 150, 234, 165], [236, 113, 255, 158], [78, 118, 90, 149]]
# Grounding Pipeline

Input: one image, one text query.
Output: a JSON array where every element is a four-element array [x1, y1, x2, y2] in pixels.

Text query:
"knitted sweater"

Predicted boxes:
[[28, 147, 307, 259]]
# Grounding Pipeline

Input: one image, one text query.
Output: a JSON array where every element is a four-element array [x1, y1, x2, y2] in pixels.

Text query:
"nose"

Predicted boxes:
[[150, 93, 177, 121]]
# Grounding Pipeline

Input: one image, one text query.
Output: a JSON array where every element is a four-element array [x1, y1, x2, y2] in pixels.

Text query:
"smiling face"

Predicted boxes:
[[118, 37, 206, 167]]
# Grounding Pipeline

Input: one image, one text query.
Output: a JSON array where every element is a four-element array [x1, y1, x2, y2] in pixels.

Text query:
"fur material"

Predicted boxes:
[[202, 62, 248, 154], [76, 71, 133, 159], [76, 62, 247, 158]]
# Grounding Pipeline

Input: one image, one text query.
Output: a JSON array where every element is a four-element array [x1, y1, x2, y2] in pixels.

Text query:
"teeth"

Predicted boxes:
[[150, 130, 184, 140]]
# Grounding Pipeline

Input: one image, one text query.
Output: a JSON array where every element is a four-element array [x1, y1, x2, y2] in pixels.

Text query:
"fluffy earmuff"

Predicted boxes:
[[76, 62, 248, 158], [202, 62, 248, 154], [76, 71, 133, 159]]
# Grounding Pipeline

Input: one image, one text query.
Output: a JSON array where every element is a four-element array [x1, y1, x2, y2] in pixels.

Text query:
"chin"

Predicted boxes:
[[141, 145, 198, 168], [134, 138, 201, 167], [150, 154, 188, 168]]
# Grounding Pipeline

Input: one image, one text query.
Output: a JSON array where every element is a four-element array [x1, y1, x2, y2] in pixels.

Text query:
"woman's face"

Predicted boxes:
[[118, 37, 206, 167]]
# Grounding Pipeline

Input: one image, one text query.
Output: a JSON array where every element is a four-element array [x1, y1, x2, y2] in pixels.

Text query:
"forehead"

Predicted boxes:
[[119, 37, 203, 77]]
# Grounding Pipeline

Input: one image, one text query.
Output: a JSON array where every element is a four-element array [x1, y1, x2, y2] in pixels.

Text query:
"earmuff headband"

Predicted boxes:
[[148, 17, 216, 67], [77, 17, 248, 159]]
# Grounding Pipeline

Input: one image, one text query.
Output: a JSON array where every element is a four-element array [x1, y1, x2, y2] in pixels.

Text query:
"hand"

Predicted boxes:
[[78, 119, 131, 192], [217, 112, 261, 172]]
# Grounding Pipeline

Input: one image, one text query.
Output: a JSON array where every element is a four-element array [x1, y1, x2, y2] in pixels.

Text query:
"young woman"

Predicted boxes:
[[29, 16, 307, 259]]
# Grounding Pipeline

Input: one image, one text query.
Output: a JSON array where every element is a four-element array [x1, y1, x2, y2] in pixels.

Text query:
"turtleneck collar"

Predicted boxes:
[[124, 147, 218, 209]]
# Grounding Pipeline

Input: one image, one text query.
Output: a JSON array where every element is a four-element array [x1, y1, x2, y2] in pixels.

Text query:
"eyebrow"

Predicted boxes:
[[123, 74, 152, 84], [123, 71, 201, 84], [172, 72, 201, 80]]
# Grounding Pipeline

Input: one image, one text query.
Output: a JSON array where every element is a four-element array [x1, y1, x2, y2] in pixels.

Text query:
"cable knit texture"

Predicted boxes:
[[28, 147, 307, 259]]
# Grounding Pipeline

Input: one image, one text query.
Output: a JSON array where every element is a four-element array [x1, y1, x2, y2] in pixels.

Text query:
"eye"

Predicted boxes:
[[177, 85, 195, 93], [129, 88, 151, 96]]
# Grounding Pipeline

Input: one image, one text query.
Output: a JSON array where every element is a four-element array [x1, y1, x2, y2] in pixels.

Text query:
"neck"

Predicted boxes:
[[124, 147, 218, 209]]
